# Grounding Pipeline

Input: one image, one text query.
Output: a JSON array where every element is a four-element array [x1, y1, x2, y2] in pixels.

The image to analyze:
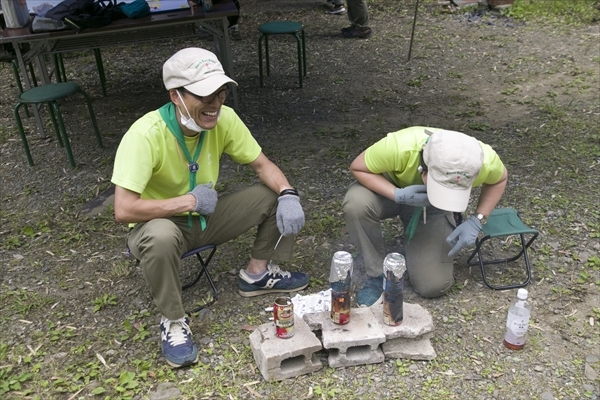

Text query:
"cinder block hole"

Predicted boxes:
[[280, 355, 306, 373], [346, 345, 374, 360]]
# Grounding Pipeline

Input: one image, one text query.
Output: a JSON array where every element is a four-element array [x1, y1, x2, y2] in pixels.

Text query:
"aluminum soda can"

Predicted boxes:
[[273, 297, 294, 338]]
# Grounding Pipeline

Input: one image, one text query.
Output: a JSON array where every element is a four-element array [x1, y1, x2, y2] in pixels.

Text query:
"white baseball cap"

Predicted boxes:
[[162, 48, 237, 96], [423, 129, 483, 212]]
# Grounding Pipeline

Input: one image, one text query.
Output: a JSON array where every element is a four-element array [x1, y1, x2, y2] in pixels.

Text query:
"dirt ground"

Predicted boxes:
[[1, 0, 599, 399]]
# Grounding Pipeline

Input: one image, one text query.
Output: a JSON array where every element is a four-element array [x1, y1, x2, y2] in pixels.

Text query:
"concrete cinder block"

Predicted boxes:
[[369, 302, 434, 340], [321, 307, 386, 368], [249, 316, 323, 382], [302, 310, 330, 331], [381, 335, 437, 361]]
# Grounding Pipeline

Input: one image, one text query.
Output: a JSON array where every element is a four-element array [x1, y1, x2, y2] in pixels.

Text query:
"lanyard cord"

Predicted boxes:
[[159, 103, 207, 230]]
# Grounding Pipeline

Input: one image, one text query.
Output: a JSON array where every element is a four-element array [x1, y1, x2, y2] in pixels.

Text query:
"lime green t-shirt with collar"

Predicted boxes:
[[364, 126, 505, 188], [111, 104, 262, 209]]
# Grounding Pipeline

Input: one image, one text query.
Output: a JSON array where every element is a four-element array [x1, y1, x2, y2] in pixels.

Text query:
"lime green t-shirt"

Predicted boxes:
[[111, 105, 262, 203], [364, 126, 505, 188]]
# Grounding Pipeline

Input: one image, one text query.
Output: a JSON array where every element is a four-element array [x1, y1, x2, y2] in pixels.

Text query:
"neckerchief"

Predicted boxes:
[[405, 207, 422, 243], [159, 102, 207, 230]]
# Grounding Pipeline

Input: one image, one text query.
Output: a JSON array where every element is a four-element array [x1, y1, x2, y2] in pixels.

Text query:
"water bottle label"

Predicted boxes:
[[507, 315, 529, 337]]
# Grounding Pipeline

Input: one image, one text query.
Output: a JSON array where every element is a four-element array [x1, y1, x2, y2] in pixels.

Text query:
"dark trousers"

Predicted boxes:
[[228, 0, 240, 27]]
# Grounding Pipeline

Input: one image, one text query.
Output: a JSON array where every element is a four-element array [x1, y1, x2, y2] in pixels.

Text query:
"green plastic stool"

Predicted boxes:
[[14, 82, 103, 169], [467, 208, 539, 290], [258, 21, 307, 88]]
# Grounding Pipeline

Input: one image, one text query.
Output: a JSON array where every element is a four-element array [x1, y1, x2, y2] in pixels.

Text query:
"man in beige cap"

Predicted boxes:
[[111, 48, 308, 368], [343, 127, 507, 306]]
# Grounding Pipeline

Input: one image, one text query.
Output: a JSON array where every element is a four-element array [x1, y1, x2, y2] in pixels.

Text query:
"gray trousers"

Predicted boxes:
[[127, 185, 294, 320], [343, 182, 456, 298], [347, 0, 369, 27]]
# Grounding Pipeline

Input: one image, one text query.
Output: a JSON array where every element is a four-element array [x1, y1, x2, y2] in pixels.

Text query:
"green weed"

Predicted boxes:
[[92, 294, 118, 312]]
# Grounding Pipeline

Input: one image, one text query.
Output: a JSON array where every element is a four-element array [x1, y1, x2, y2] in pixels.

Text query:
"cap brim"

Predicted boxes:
[[184, 74, 237, 96], [426, 176, 472, 212]]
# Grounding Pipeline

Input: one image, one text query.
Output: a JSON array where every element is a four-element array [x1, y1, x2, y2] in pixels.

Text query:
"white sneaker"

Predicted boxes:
[[327, 4, 346, 14]]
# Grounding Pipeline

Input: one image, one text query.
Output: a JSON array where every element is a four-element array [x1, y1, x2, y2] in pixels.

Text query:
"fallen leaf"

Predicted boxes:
[[240, 324, 257, 332]]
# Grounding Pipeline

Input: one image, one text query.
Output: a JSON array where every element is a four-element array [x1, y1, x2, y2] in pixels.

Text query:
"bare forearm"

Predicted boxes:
[[250, 153, 294, 194], [352, 170, 396, 201], [475, 168, 508, 217], [113, 186, 195, 223]]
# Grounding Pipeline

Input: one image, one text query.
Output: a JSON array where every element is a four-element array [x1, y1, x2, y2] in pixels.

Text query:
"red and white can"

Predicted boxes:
[[273, 297, 294, 338]]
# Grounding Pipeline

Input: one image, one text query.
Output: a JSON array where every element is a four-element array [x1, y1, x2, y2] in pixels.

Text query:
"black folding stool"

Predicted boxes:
[[180, 244, 219, 313]]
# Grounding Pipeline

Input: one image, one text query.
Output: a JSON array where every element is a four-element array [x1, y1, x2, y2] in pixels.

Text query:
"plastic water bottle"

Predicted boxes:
[[503, 288, 532, 350], [329, 251, 353, 325], [382, 252, 406, 326]]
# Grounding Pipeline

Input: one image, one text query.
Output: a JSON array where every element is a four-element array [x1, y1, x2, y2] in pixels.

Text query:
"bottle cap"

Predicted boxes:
[[329, 251, 353, 282], [383, 252, 406, 276], [517, 288, 528, 300]]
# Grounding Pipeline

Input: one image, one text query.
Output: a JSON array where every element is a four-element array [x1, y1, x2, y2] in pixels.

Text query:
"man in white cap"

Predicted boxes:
[[343, 127, 507, 306], [111, 48, 308, 367]]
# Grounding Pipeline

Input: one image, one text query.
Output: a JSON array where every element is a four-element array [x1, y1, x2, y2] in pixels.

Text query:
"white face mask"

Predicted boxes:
[[176, 91, 203, 133]]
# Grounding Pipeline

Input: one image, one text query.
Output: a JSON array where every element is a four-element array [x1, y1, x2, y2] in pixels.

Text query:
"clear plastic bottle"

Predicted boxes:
[[503, 288, 532, 350], [382, 252, 406, 326], [329, 251, 353, 325]]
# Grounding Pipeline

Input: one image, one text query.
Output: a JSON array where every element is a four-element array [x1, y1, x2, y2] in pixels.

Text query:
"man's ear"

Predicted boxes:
[[169, 89, 181, 105]]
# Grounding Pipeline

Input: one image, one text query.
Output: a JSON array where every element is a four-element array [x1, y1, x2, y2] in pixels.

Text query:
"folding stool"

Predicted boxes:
[[466, 208, 539, 290], [181, 244, 219, 313]]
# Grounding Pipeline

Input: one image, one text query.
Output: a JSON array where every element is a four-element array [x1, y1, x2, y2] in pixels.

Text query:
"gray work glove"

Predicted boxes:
[[276, 195, 305, 236], [446, 215, 482, 257], [188, 182, 218, 215], [394, 185, 431, 207]]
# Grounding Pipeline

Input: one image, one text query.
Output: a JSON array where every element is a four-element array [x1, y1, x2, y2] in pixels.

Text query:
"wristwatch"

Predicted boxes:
[[475, 213, 487, 225]]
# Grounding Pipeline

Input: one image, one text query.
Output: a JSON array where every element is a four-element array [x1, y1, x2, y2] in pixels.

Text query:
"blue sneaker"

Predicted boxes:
[[238, 263, 309, 297], [357, 275, 384, 307], [160, 317, 199, 368]]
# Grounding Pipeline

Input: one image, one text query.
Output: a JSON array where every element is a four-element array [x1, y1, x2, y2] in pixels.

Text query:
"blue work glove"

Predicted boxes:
[[394, 185, 431, 207], [276, 195, 305, 236], [446, 215, 483, 257], [188, 183, 218, 215]]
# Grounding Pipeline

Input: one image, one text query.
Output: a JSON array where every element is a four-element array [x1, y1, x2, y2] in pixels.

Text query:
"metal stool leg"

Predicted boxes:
[[51, 101, 77, 168], [93, 49, 107, 97], [301, 29, 307, 77], [13, 103, 34, 165], [78, 88, 103, 148], [258, 34, 265, 88], [467, 232, 538, 290], [294, 33, 302, 88], [46, 101, 64, 146], [265, 35, 270, 76], [181, 245, 218, 314]]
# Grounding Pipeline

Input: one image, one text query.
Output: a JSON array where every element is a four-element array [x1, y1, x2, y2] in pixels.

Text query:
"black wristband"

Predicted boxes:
[[279, 188, 299, 197]]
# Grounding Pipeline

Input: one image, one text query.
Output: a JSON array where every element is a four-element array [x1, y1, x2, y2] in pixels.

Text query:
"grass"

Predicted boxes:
[[506, 0, 600, 25], [1, 1, 599, 399]]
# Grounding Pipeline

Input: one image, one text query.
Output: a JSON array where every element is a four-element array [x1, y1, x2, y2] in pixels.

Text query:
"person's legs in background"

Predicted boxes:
[[228, 0, 242, 41], [325, 0, 346, 15], [400, 207, 456, 298], [343, 182, 401, 306], [128, 218, 199, 368], [343, 0, 372, 39]]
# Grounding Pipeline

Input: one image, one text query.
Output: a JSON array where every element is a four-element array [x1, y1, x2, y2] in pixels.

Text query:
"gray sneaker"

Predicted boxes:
[[327, 4, 346, 14], [229, 25, 242, 41]]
